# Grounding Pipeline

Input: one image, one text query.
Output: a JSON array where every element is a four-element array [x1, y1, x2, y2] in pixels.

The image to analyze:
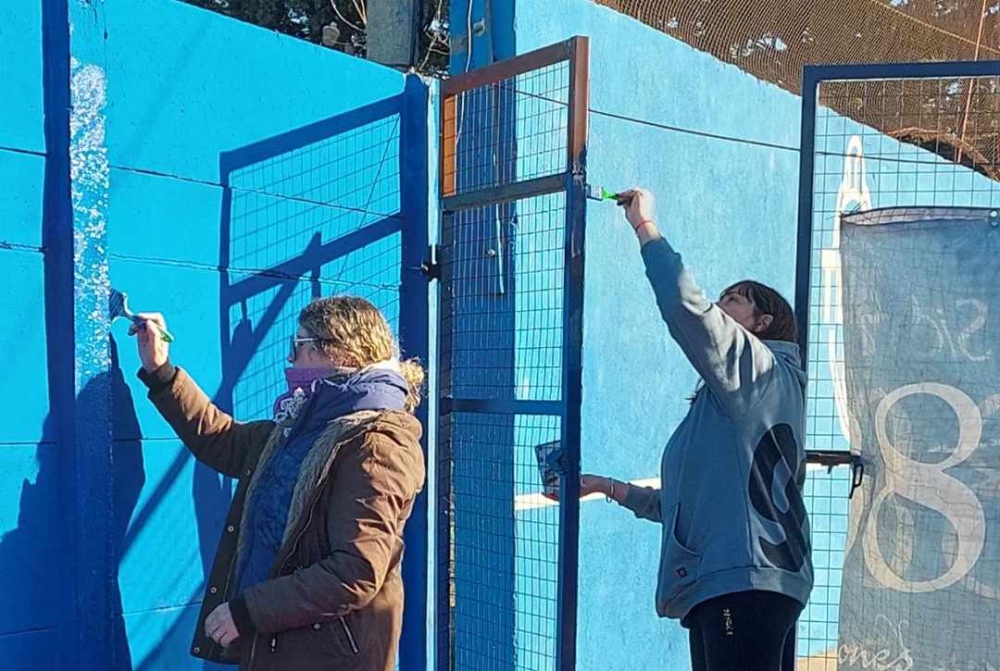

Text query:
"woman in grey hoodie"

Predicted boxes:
[[582, 188, 813, 670]]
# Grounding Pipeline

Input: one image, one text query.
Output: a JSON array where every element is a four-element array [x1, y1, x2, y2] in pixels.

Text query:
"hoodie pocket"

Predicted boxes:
[[660, 504, 702, 599]]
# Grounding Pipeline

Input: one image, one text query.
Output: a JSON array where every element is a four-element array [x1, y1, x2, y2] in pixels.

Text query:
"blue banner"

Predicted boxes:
[[837, 207, 1000, 671]]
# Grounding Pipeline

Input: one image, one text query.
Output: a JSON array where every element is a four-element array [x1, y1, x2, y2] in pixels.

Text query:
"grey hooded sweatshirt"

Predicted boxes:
[[621, 237, 813, 621]]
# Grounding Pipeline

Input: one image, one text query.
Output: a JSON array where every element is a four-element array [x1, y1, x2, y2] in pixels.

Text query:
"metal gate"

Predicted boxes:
[[793, 60, 1000, 667], [435, 37, 590, 671]]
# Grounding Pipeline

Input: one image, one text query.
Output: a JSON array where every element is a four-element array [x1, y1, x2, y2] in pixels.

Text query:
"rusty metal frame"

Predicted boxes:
[[439, 37, 584, 208], [556, 34, 589, 671], [435, 36, 590, 671], [441, 40, 579, 97]]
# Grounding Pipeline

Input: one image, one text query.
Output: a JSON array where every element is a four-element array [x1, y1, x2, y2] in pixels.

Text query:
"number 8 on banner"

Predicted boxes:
[[861, 383, 986, 593]]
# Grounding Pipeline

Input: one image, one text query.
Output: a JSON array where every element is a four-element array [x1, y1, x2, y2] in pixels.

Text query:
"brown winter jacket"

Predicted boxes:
[[139, 363, 425, 671]]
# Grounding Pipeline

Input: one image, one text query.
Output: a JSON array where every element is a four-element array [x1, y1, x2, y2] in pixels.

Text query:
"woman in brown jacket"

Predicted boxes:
[[129, 296, 426, 671]]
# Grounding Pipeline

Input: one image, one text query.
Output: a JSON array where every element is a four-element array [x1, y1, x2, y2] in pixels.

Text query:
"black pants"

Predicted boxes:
[[684, 590, 802, 671]]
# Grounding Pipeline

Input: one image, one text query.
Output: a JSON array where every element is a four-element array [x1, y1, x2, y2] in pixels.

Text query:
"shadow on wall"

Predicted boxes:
[[108, 338, 148, 671], [2, 89, 408, 669], [0, 338, 145, 671], [124, 92, 408, 670], [4, 5, 403, 668]]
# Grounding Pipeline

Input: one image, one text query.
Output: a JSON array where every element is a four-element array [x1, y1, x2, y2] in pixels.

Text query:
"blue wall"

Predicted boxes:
[[6, 1, 994, 669], [504, 2, 1000, 670], [0, 0, 61, 667], [507, 3, 800, 669], [0, 2, 429, 669]]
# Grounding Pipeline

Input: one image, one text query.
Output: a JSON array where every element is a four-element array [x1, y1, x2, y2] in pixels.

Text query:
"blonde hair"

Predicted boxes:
[[298, 296, 425, 411]]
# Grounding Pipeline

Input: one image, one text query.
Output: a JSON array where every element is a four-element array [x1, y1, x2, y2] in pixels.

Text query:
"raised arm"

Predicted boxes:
[[139, 362, 274, 478], [620, 190, 777, 415], [131, 313, 274, 478]]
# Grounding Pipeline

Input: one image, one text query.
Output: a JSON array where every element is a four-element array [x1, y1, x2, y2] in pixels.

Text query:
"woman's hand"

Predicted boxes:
[[204, 602, 240, 647], [543, 474, 614, 501], [618, 187, 661, 244], [580, 474, 611, 498], [128, 312, 170, 373]]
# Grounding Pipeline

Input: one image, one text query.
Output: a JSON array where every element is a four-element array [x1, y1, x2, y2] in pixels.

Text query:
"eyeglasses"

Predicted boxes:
[[289, 335, 325, 360]]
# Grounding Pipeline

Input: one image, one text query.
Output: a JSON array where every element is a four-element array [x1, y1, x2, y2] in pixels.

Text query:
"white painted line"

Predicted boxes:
[[514, 477, 661, 512], [513, 465, 841, 513], [806, 461, 850, 472]]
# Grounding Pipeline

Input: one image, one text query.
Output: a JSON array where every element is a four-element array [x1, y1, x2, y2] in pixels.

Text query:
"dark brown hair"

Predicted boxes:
[[720, 280, 798, 343], [688, 281, 798, 403]]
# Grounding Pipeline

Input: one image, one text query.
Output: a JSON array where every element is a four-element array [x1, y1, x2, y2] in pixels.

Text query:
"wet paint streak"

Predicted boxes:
[[70, 54, 111, 382]]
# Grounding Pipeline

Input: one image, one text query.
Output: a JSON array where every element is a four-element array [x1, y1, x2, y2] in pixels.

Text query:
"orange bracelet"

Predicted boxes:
[[632, 219, 655, 232]]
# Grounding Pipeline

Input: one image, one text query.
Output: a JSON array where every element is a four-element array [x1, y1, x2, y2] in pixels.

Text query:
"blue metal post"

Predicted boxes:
[[799, 60, 1000, 82], [42, 0, 114, 667], [788, 64, 820, 671], [399, 72, 431, 671], [794, 66, 819, 366], [555, 36, 589, 671]]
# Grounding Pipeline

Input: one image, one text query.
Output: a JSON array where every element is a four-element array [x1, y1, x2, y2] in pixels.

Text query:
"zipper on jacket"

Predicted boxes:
[[247, 632, 260, 670], [272, 422, 372, 578], [339, 617, 360, 655], [278, 503, 319, 576], [269, 636, 277, 653]]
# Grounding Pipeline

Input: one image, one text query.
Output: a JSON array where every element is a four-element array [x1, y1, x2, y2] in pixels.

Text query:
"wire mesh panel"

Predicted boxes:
[[437, 38, 589, 671], [593, 1, 1000, 178], [798, 465, 853, 670], [441, 63, 569, 199], [219, 100, 405, 420], [796, 63, 1000, 670], [207, 87, 431, 671], [447, 412, 563, 669]]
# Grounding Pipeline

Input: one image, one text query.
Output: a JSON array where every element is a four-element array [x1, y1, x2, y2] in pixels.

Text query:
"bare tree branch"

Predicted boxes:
[[330, 0, 364, 31], [351, 0, 367, 27]]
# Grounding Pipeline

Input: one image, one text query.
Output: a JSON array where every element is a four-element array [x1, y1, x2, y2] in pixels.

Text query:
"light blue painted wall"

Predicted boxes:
[[511, 3, 799, 668], [0, 1, 45, 154], [0, 1, 427, 669], [508, 1, 1000, 670]]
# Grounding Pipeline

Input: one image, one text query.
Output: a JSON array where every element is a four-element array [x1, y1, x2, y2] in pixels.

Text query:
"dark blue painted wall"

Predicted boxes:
[[0, 2, 429, 669]]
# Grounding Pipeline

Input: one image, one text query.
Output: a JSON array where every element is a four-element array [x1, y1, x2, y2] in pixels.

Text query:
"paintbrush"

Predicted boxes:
[[109, 288, 174, 343], [585, 184, 629, 206]]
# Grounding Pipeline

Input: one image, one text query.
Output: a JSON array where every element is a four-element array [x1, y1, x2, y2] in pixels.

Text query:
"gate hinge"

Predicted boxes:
[[806, 449, 865, 499], [421, 244, 441, 280]]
